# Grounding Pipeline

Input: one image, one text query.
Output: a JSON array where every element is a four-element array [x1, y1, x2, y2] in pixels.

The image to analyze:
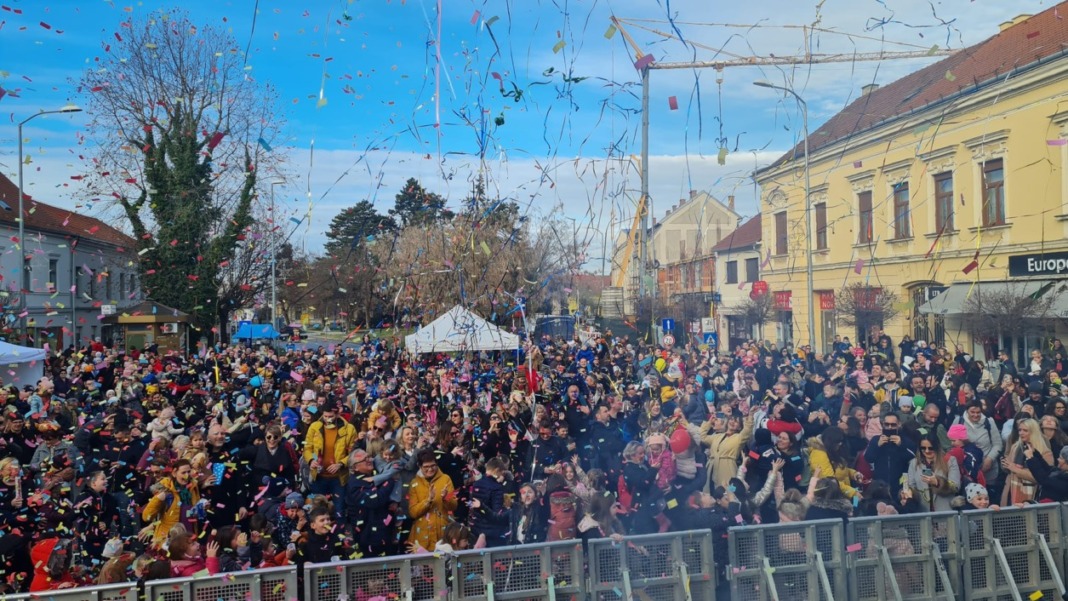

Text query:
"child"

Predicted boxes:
[[946, 424, 985, 487]]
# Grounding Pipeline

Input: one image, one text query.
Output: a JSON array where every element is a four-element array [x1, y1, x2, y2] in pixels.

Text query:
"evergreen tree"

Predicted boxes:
[[388, 178, 453, 228], [324, 201, 396, 256]]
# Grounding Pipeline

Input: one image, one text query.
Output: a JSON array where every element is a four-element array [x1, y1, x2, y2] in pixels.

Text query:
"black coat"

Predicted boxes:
[[469, 476, 510, 546], [299, 531, 343, 564], [344, 472, 396, 557], [863, 436, 915, 496]]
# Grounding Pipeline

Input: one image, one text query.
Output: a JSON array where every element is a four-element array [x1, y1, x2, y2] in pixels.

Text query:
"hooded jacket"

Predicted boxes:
[[142, 476, 201, 544]]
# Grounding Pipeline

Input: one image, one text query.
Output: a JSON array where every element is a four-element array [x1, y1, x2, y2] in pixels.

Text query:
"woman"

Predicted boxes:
[[142, 458, 201, 544], [807, 427, 861, 500], [544, 473, 580, 541], [1040, 415, 1068, 460], [903, 434, 960, 512], [639, 400, 668, 437], [407, 450, 457, 551], [839, 415, 867, 459], [805, 476, 853, 522], [620, 440, 660, 535], [74, 471, 121, 562], [1047, 399, 1068, 434], [509, 483, 546, 545], [1001, 418, 1054, 505], [578, 491, 626, 544]]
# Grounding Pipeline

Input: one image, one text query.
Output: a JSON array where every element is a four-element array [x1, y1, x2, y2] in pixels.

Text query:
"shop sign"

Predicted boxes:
[[773, 291, 793, 311], [819, 292, 836, 311], [1008, 251, 1068, 277]]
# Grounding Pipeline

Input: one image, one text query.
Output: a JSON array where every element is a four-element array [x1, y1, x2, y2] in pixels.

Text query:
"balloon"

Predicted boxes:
[[670, 428, 691, 454], [250, 375, 262, 388], [704, 390, 715, 403], [655, 358, 666, 372]]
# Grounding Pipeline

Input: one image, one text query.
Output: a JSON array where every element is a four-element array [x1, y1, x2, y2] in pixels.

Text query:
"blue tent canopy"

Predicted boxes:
[[233, 323, 281, 340]]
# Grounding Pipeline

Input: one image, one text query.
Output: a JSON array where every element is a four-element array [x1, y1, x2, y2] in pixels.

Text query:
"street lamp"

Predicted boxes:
[[17, 103, 82, 342], [753, 80, 814, 353], [269, 179, 285, 331]]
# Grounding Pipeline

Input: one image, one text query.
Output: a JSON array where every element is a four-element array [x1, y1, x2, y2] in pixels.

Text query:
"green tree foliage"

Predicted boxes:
[[324, 201, 396, 256], [388, 178, 454, 228], [80, 9, 282, 335]]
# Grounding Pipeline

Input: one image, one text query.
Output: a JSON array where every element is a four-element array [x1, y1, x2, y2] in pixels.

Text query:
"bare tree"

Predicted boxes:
[[736, 293, 775, 341], [961, 282, 1058, 346], [835, 283, 900, 344], [78, 9, 283, 337]]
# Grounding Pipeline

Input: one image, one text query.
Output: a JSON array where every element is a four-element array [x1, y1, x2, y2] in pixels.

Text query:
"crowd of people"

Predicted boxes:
[[3, 326, 1068, 596]]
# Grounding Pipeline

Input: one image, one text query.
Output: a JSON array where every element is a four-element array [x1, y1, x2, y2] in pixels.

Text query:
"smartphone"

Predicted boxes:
[[921, 467, 933, 477]]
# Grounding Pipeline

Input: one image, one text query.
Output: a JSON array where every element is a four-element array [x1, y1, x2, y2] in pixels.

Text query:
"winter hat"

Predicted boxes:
[[965, 483, 988, 504], [284, 492, 304, 510], [947, 424, 969, 441], [1029, 381, 1045, 394], [898, 396, 914, 409], [233, 394, 251, 413], [875, 502, 898, 516], [102, 538, 124, 559], [301, 389, 316, 402]]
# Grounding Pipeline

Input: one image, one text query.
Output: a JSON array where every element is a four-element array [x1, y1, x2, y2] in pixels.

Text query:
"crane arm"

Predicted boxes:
[[614, 194, 648, 288]]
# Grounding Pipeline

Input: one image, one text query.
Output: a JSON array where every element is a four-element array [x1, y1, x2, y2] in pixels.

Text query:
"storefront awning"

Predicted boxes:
[[917, 280, 1068, 317]]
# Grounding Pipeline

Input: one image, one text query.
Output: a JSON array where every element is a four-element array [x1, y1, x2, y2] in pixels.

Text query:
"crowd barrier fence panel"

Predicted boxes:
[[143, 566, 298, 601], [303, 554, 448, 601], [846, 510, 960, 601], [450, 540, 584, 601], [587, 530, 717, 601], [962, 503, 1066, 601], [728, 517, 847, 601], [1, 582, 140, 601]]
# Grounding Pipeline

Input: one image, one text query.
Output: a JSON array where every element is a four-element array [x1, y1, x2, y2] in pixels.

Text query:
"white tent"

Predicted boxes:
[[0, 340, 47, 386], [404, 305, 520, 354]]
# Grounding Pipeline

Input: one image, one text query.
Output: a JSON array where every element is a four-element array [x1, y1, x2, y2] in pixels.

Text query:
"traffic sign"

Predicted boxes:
[[700, 317, 715, 333], [703, 332, 718, 348], [662, 334, 676, 348], [661, 318, 675, 332], [711, 292, 722, 304]]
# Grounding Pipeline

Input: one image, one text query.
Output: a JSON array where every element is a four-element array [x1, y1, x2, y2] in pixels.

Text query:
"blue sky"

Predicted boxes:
[[0, 0, 1054, 266]]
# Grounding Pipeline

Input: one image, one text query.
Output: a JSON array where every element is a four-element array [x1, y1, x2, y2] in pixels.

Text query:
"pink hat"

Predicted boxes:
[[947, 423, 969, 441]]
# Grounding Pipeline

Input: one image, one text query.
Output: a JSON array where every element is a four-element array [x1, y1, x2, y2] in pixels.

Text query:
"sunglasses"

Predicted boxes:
[[920, 446, 935, 451], [265, 434, 277, 440]]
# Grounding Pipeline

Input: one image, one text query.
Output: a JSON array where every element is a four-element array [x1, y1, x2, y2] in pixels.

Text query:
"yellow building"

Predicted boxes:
[[754, 8, 1068, 364]]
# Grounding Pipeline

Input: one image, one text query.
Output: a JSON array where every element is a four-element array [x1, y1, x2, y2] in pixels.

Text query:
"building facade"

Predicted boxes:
[[711, 215, 766, 348], [753, 8, 1068, 362], [0, 173, 141, 348]]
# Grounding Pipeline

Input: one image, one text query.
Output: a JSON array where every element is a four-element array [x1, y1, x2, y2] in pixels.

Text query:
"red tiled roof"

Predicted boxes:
[[764, 7, 1068, 169], [711, 214, 762, 252], [0, 173, 135, 248]]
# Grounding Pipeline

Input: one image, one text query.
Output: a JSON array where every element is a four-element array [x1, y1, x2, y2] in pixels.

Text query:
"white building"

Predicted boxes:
[[0, 173, 141, 348], [711, 215, 765, 348]]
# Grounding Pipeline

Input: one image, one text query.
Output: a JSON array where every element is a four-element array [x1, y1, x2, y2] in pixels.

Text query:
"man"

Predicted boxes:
[[697, 406, 755, 489], [527, 420, 568, 480], [953, 400, 1002, 485], [468, 457, 510, 547], [344, 448, 395, 557], [754, 355, 777, 397], [916, 403, 951, 450], [589, 404, 625, 479], [995, 349, 1018, 382], [863, 412, 914, 497], [203, 423, 253, 528], [303, 401, 358, 520]]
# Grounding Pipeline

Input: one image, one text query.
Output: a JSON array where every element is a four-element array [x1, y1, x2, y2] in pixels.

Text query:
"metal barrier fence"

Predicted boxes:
[[587, 530, 717, 601], [962, 504, 1067, 601], [727, 518, 847, 601], [847, 511, 961, 601], [452, 540, 585, 601], [145, 566, 298, 601], [304, 554, 447, 601], [14, 505, 1068, 601]]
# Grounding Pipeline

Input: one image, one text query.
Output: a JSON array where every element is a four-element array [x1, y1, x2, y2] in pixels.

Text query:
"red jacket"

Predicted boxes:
[[29, 538, 79, 592]]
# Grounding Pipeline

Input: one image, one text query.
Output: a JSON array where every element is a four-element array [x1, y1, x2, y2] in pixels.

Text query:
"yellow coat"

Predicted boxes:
[[303, 420, 359, 483], [142, 477, 200, 544], [697, 415, 754, 489], [807, 438, 859, 499], [407, 469, 458, 551]]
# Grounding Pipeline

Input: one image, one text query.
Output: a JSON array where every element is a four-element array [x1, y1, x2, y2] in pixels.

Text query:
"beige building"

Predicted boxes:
[[711, 215, 765, 348], [753, 7, 1068, 363]]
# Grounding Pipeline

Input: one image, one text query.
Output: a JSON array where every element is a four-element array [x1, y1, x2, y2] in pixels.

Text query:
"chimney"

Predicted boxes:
[[1000, 13, 1031, 32], [727, 195, 735, 211], [861, 83, 879, 96], [652, 217, 657, 226], [690, 190, 698, 199]]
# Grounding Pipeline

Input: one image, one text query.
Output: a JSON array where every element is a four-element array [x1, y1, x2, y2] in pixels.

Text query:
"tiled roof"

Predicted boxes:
[[0, 173, 135, 248], [711, 214, 762, 252], [764, 7, 1068, 169]]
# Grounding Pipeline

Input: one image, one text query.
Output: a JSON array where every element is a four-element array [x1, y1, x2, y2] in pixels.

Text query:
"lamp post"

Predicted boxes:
[[753, 81, 814, 352], [17, 104, 82, 342], [269, 180, 285, 331]]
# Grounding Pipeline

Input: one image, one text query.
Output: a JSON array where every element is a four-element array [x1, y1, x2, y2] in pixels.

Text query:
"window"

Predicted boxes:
[[105, 271, 112, 299], [814, 202, 828, 250], [858, 191, 873, 244], [119, 273, 127, 297], [679, 238, 687, 261], [892, 182, 911, 239], [774, 211, 787, 255], [47, 259, 58, 293], [934, 172, 954, 232], [725, 261, 738, 284], [22, 258, 30, 292], [87, 269, 96, 298], [745, 258, 759, 282], [982, 158, 1005, 226]]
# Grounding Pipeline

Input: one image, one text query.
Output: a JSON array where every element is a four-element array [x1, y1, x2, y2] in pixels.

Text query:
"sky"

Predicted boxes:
[[0, 0, 1056, 271]]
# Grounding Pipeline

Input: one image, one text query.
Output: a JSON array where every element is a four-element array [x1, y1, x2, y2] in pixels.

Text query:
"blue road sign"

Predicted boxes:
[[703, 332, 718, 348], [662, 318, 675, 331]]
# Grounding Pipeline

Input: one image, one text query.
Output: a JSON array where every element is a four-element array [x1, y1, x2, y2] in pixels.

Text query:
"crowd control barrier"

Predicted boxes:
[[14, 504, 1068, 601], [587, 530, 717, 601], [145, 566, 298, 601], [847, 511, 961, 601], [728, 517, 847, 601], [451, 540, 585, 601], [304, 554, 448, 601], [962, 503, 1067, 601]]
